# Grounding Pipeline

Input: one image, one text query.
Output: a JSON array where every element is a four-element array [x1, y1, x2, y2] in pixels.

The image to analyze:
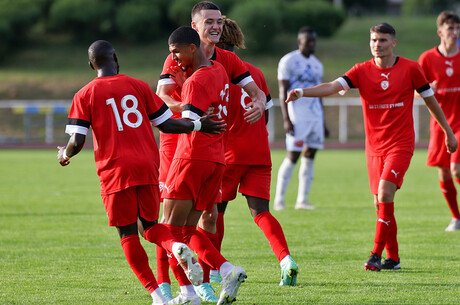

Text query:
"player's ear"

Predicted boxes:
[[89, 61, 95, 71], [190, 43, 197, 54]]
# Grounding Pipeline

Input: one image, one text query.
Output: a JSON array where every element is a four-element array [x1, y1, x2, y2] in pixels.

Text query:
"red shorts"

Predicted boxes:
[[102, 184, 160, 227], [163, 159, 224, 211], [222, 164, 271, 201], [427, 127, 460, 168], [159, 150, 176, 197], [366, 151, 413, 195]]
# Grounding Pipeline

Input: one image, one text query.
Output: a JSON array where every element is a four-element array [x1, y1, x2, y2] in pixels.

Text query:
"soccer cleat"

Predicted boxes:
[[273, 200, 286, 211], [279, 255, 298, 286], [218, 266, 247, 305], [210, 271, 222, 283], [364, 253, 382, 271], [381, 258, 401, 270], [445, 218, 460, 232], [159, 282, 174, 301], [295, 201, 315, 210], [172, 243, 203, 286], [194, 282, 219, 302], [167, 292, 201, 305]]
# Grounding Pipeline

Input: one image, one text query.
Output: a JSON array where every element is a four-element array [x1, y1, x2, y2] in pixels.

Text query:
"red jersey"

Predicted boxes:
[[225, 62, 273, 165], [418, 47, 460, 132], [173, 61, 229, 164], [65, 74, 172, 194], [340, 57, 432, 156]]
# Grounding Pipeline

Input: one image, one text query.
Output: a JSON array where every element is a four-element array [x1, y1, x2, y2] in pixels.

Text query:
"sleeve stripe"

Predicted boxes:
[[148, 103, 170, 121], [67, 118, 90, 128], [417, 84, 434, 98], [65, 125, 88, 135], [150, 108, 173, 126], [416, 83, 431, 94], [159, 74, 172, 79], [182, 104, 205, 117], [232, 71, 252, 86], [265, 94, 273, 110], [342, 76, 354, 89], [157, 78, 176, 87], [182, 110, 201, 120]]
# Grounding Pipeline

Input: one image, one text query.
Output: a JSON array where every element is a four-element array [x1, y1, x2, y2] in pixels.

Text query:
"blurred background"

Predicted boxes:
[[0, 0, 458, 147]]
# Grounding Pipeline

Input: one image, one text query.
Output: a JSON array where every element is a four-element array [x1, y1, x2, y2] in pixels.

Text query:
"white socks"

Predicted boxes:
[[180, 284, 196, 296], [151, 288, 168, 304], [297, 157, 314, 204], [275, 158, 296, 203], [219, 261, 234, 278]]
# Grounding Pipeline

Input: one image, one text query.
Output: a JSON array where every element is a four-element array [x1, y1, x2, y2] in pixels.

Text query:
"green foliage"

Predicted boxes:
[[168, 0, 200, 27], [283, 0, 347, 37], [402, 0, 459, 15], [229, 0, 283, 53], [48, 0, 114, 40]]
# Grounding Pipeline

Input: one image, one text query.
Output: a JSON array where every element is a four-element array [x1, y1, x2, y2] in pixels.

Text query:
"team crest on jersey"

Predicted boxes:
[[446, 67, 453, 77], [381, 80, 389, 90]]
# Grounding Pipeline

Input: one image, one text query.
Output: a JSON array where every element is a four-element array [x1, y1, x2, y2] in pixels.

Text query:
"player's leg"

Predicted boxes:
[[274, 148, 301, 210], [438, 165, 460, 231], [296, 147, 317, 210]]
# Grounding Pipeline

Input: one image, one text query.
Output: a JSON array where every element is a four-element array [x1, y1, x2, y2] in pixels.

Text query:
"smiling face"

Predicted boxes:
[[169, 43, 195, 71], [370, 31, 396, 59], [191, 9, 223, 45]]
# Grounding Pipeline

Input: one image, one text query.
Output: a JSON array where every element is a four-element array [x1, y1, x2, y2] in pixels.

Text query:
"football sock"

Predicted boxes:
[[372, 202, 394, 257], [164, 224, 192, 286], [254, 211, 290, 261], [155, 245, 171, 284], [143, 223, 176, 253], [151, 287, 169, 304], [275, 158, 296, 203], [180, 284, 197, 297], [182, 225, 227, 271], [297, 157, 314, 204], [197, 227, 220, 283], [440, 179, 460, 219], [120, 234, 158, 293], [385, 215, 399, 261], [219, 261, 234, 278], [216, 212, 225, 252]]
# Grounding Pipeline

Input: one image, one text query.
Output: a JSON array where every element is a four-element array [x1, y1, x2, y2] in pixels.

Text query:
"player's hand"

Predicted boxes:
[[57, 146, 70, 166], [243, 92, 265, 124], [285, 88, 303, 103], [283, 119, 294, 136], [168, 66, 186, 88], [200, 114, 227, 134], [445, 133, 458, 153], [205, 105, 215, 115]]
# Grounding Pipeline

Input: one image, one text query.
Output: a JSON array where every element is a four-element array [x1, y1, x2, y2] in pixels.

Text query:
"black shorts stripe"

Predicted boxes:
[[416, 83, 431, 94], [342, 75, 355, 88], [232, 71, 251, 85], [148, 103, 170, 120], [67, 118, 90, 128], [183, 104, 205, 117]]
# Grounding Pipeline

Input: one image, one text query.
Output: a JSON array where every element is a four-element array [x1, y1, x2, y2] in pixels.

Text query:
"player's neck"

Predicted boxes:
[[438, 41, 459, 57], [201, 42, 216, 59], [192, 52, 211, 72], [374, 54, 397, 68]]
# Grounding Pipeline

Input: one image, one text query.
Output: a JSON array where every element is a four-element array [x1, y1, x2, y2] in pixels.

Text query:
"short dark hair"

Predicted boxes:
[[370, 23, 396, 38], [88, 40, 115, 65], [191, 1, 220, 20], [298, 26, 315, 36], [168, 26, 201, 47], [437, 11, 460, 28]]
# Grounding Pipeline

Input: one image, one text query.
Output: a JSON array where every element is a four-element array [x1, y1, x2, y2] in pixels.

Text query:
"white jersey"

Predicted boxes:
[[278, 50, 323, 123]]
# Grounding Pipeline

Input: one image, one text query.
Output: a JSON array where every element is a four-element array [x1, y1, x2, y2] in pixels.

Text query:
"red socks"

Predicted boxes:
[[120, 235, 158, 293], [372, 202, 398, 260], [156, 246, 170, 284], [164, 224, 192, 286], [216, 212, 225, 252], [254, 211, 290, 262], [440, 179, 460, 219]]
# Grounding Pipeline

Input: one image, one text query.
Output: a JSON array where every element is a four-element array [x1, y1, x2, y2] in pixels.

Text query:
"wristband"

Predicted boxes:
[[63, 150, 71, 161], [192, 119, 202, 131], [294, 88, 303, 99]]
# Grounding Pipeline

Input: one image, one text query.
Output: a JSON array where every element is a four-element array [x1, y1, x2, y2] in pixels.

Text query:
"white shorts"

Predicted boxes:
[[286, 120, 324, 152]]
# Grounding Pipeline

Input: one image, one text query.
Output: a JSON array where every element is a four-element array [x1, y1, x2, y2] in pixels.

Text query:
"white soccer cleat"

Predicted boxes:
[[273, 200, 286, 211], [218, 266, 247, 305], [295, 201, 315, 210], [445, 218, 460, 232], [167, 292, 201, 305], [172, 243, 203, 286]]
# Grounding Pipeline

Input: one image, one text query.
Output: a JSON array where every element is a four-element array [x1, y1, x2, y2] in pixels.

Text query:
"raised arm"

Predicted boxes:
[[285, 79, 344, 103], [423, 95, 457, 153]]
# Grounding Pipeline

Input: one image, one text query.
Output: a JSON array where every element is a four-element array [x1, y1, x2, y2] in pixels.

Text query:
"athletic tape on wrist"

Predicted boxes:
[[192, 119, 202, 131], [294, 88, 303, 99], [63, 150, 70, 161]]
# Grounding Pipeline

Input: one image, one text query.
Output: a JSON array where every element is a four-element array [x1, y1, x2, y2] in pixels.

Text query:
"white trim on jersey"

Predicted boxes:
[[419, 87, 434, 98], [182, 110, 201, 121], [157, 78, 177, 87], [65, 125, 89, 136], [337, 77, 350, 95], [236, 75, 254, 88], [266, 97, 274, 110], [150, 108, 173, 126]]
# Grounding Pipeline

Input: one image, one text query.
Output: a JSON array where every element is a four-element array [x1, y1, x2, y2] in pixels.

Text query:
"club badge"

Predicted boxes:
[[446, 67, 453, 77], [381, 80, 389, 90]]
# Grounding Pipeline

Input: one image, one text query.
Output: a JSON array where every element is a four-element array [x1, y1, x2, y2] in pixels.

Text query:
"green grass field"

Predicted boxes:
[[1, 148, 459, 304]]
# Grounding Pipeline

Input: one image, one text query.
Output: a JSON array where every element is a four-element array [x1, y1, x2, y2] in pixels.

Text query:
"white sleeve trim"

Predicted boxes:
[[336, 77, 350, 96], [265, 97, 274, 110], [237, 75, 254, 88], [65, 125, 88, 136], [157, 78, 177, 87], [150, 108, 173, 126], [182, 110, 201, 121], [420, 87, 434, 98]]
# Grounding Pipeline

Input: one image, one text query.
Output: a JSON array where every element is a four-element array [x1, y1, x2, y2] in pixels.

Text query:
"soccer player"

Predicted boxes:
[[285, 23, 458, 271], [155, 1, 266, 301], [418, 11, 460, 232], [274, 26, 328, 211], [56, 40, 227, 305], [162, 26, 247, 305], [208, 17, 298, 286]]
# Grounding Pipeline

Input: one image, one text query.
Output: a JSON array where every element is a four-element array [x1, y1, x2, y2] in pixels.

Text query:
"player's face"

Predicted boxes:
[[298, 32, 316, 56], [370, 32, 396, 58], [191, 9, 223, 46], [438, 20, 460, 46], [169, 43, 194, 71]]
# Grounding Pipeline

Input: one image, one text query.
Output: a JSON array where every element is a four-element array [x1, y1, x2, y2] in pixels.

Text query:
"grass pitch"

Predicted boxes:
[[0, 148, 459, 304]]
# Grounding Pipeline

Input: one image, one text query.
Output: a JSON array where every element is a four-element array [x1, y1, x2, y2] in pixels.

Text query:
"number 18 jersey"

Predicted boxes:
[[65, 74, 172, 195]]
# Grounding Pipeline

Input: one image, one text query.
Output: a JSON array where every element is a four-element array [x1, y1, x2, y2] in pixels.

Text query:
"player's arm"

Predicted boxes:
[[157, 114, 227, 135], [278, 79, 294, 135], [57, 133, 86, 166], [156, 83, 183, 113], [423, 95, 458, 153], [241, 81, 266, 124], [286, 79, 344, 103]]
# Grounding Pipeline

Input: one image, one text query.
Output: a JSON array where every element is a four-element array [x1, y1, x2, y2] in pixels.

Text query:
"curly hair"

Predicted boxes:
[[219, 17, 246, 49]]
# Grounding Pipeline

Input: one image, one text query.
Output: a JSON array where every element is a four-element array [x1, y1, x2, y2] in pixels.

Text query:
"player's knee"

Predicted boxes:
[[117, 222, 138, 239]]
